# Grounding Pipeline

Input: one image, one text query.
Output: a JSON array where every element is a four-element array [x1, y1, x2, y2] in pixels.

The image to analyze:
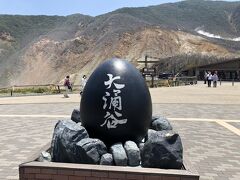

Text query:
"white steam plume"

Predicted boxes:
[[196, 29, 240, 42]]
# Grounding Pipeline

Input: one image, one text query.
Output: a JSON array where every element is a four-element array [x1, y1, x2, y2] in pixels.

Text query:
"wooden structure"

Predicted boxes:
[[138, 56, 158, 87]]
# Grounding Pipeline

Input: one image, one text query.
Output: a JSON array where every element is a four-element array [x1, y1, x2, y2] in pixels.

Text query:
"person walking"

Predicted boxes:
[[207, 71, 212, 87], [212, 71, 218, 88], [63, 75, 71, 98]]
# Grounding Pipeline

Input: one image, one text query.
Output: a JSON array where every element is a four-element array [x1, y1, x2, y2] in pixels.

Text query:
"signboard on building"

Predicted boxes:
[[142, 67, 156, 76]]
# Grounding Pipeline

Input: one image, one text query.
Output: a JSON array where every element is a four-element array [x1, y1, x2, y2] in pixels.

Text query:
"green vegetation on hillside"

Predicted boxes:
[[0, 13, 93, 54], [114, 0, 240, 37], [0, 15, 65, 47]]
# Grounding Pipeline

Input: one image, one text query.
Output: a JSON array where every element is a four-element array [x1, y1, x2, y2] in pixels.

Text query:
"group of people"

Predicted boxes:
[[63, 75, 87, 98], [204, 71, 218, 88]]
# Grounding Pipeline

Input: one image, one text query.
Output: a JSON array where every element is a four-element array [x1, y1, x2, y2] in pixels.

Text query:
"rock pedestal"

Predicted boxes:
[[50, 115, 183, 169]]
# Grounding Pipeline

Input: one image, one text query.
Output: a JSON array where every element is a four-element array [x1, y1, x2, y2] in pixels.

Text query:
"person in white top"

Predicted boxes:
[[80, 75, 87, 95], [207, 71, 212, 87]]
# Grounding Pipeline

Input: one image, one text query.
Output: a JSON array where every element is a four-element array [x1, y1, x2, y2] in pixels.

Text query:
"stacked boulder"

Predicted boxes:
[[50, 119, 141, 166], [48, 110, 183, 169], [76, 138, 107, 164], [100, 153, 113, 165], [141, 115, 182, 169], [150, 115, 173, 131], [71, 109, 81, 123], [124, 141, 141, 167], [51, 120, 89, 163], [110, 143, 128, 166], [141, 130, 183, 169]]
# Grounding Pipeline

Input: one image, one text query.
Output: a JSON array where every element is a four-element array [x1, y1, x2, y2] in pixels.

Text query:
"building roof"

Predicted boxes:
[[196, 58, 240, 69]]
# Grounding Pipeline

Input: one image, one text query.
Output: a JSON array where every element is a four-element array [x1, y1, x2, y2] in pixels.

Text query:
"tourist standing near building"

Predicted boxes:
[[212, 71, 218, 88], [63, 75, 71, 98], [207, 71, 212, 87]]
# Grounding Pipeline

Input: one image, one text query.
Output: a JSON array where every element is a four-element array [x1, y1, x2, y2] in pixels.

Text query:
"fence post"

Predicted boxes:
[[10, 90, 13, 96], [57, 85, 61, 93], [232, 79, 234, 86], [151, 75, 154, 88]]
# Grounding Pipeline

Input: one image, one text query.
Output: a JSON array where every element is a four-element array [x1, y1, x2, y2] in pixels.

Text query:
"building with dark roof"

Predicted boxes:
[[183, 58, 240, 80]]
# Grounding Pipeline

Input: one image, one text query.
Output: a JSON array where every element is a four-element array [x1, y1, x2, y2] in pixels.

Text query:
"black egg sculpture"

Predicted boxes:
[[80, 58, 152, 145]]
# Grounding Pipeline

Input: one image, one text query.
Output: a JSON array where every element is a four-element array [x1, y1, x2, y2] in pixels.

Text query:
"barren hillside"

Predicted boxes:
[[10, 27, 238, 86]]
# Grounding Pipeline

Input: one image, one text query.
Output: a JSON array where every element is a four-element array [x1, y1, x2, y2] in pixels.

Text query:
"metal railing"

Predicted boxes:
[[0, 76, 198, 96], [145, 76, 198, 87], [219, 78, 239, 86], [174, 76, 198, 86]]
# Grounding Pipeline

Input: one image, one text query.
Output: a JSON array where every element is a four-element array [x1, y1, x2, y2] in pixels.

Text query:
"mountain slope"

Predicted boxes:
[[0, 15, 64, 47], [231, 4, 240, 33], [1, 0, 240, 86], [11, 27, 237, 86], [0, 14, 92, 86], [113, 0, 240, 37]]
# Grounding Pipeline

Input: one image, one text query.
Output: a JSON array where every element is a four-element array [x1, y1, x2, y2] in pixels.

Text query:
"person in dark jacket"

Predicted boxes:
[[63, 75, 71, 98]]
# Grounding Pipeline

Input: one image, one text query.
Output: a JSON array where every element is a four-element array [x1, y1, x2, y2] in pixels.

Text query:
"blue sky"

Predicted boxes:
[[0, 0, 238, 16]]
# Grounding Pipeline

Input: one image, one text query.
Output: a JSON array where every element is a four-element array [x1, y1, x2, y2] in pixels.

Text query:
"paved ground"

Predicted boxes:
[[229, 122, 240, 130], [0, 82, 240, 180]]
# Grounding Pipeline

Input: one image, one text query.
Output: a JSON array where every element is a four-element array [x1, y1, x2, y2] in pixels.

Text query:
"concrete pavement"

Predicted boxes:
[[0, 82, 240, 180], [0, 81, 239, 105]]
